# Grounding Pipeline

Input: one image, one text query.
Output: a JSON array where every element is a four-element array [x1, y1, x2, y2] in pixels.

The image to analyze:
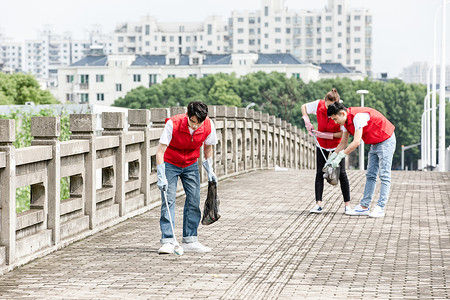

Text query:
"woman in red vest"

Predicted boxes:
[[327, 102, 396, 218], [156, 101, 218, 254], [301, 89, 351, 214]]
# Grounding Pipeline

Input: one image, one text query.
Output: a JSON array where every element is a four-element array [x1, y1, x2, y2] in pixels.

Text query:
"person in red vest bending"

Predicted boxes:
[[301, 88, 351, 214], [326, 102, 396, 218], [156, 101, 218, 254]]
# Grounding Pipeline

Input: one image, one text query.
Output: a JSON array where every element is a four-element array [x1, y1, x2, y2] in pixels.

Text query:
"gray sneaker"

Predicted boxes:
[[310, 204, 323, 214], [182, 242, 211, 253], [158, 243, 174, 254]]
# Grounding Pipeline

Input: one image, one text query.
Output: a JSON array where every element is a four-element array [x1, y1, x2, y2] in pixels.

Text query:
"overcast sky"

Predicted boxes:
[[1, 0, 449, 77]]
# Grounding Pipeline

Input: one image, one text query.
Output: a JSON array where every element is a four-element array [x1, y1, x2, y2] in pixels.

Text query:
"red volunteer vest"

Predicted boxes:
[[164, 114, 212, 168], [344, 107, 395, 145], [316, 100, 341, 149]]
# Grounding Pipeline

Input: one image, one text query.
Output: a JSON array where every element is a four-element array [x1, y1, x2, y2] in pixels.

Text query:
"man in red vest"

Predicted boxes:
[[156, 101, 218, 254], [326, 102, 396, 218]]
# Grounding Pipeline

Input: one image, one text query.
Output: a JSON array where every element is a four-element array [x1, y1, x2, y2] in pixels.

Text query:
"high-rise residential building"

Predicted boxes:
[[400, 62, 450, 86], [0, 29, 23, 73], [114, 15, 229, 55], [229, 0, 372, 75], [22, 26, 113, 83]]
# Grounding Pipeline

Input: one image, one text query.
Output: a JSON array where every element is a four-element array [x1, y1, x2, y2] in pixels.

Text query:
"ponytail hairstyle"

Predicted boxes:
[[325, 88, 340, 103]]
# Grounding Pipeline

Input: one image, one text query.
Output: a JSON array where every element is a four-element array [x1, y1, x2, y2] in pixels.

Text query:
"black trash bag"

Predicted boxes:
[[201, 181, 221, 225], [322, 164, 340, 186]]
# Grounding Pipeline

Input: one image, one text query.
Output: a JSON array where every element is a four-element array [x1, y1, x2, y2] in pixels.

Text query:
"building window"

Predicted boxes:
[[286, 17, 291, 24], [170, 47, 174, 52], [238, 39, 244, 44], [207, 41, 212, 46], [96, 74, 104, 82], [66, 93, 73, 101], [167, 74, 175, 78], [275, 17, 281, 22], [80, 74, 89, 84], [80, 94, 89, 103], [338, 5, 342, 15], [66, 75, 74, 83], [355, 37, 361, 42], [264, 6, 268, 16], [249, 39, 255, 45], [238, 17, 244, 22], [354, 15, 361, 21], [162, 36, 166, 42], [97, 93, 104, 101], [192, 58, 199, 65], [286, 28, 291, 34], [118, 37, 124, 42], [238, 28, 244, 33], [275, 39, 281, 44], [355, 26, 361, 31], [338, 43, 342, 48], [133, 74, 141, 82], [338, 54, 342, 59], [118, 47, 124, 53], [149, 74, 157, 85], [249, 29, 255, 35], [169, 58, 176, 65], [354, 48, 361, 53], [208, 24, 212, 35], [116, 84, 122, 92], [326, 16, 332, 21], [292, 73, 300, 79], [326, 49, 332, 54], [326, 27, 332, 32], [275, 28, 281, 33], [326, 38, 332, 43], [316, 49, 321, 55], [355, 59, 361, 64], [265, 22, 269, 27], [145, 25, 150, 35]]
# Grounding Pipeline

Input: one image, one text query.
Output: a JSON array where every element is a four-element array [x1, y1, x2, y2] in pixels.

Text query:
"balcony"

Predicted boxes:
[[79, 83, 89, 90]]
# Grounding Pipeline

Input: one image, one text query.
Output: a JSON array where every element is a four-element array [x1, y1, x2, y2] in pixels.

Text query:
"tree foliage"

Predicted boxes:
[[113, 73, 441, 169], [0, 73, 59, 105]]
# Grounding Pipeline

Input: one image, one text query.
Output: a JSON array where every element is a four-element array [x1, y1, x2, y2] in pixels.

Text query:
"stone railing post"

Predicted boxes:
[[215, 106, 227, 176], [275, 118, 282, 167], [262, 113, 269, 168], [269, 116, 276, 168], [31, 117, 61, 245], [293, 127, 299, 170], [237, 108, 247, 171], [70, 114, 97, 229], [286, 123, 292, 168], [0, 119, 16, 265], [227, 107, 238, 173], [252, 111, 263, 169], [150, 108, 170, 128], [128, 109, 151, 206], [281, 120, 287, 168], [102, 112, 126, 216]]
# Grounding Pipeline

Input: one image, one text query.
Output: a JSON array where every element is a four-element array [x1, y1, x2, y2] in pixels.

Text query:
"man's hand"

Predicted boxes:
[[331, 152, 347, 168], [202, 158, 217, 182], [312, 130, 334, 140], [157, 164, 168, 191]]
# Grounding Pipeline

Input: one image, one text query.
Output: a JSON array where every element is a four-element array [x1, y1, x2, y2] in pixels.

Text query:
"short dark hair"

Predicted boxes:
[[327, 102, 347, 117], [187, 101, 208, 122]]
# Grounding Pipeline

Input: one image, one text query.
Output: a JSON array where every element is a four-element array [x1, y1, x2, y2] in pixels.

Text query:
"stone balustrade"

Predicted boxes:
[[0, 106, 315, 273]]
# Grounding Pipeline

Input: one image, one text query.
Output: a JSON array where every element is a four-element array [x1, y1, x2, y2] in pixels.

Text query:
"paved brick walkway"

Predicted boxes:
[[0, 170, 449, 299]]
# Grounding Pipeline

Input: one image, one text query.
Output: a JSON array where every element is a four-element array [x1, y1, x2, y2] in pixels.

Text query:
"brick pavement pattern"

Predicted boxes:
[[0, 170, 449, 299]]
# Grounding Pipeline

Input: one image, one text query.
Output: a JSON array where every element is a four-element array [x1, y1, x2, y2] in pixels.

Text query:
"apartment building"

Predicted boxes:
[[57, 53, 323, 106], [230, 0, 372, 75], [114, 15, 229, 55], [0, 30, 23, 73], [400, 62, 450, 86], [23, 27, 113, 83]]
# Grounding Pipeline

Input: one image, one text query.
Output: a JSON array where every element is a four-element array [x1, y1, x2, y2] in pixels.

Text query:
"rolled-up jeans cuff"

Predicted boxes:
[[182, 236, 198, 243], [160, 237, 175, 244]]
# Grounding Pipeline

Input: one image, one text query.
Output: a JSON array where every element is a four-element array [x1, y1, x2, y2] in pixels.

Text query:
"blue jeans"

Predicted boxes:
[[360, 133, 396, 209], [160, 162, 201, 244]]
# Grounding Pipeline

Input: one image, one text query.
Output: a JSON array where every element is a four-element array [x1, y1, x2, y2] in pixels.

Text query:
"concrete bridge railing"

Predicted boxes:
[[0, 106, 316, 272]]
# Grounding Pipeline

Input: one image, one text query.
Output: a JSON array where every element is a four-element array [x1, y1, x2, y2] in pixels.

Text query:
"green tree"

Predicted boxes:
[[0, 73, 59, 105]]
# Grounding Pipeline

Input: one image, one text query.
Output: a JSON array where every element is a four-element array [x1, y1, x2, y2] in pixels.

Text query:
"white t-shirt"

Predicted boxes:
[[159, 118, 218, 146], [340, 113, 370, 132], [305, 100, 320, 115]]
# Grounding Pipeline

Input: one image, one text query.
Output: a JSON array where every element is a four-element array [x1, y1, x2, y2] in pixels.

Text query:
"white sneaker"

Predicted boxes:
[[369, 205, 385, 218], [182, 241, 211, 253], [310, 204, 323, 214], [158, 243, 174, 254], [344, 206, 353, 215], [346, 204, 369, 216]]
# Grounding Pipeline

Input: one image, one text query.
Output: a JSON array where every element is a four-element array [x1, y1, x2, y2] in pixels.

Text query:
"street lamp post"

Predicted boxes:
[[438, 0, 446, 172], [245, 102, 256, 110], [356, 90, 369, 171]]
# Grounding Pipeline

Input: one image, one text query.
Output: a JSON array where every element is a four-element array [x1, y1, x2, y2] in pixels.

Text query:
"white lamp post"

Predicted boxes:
[[356, 90, 369, 171], [438, 0, 446, 172], [245, 102, 256, 110]]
